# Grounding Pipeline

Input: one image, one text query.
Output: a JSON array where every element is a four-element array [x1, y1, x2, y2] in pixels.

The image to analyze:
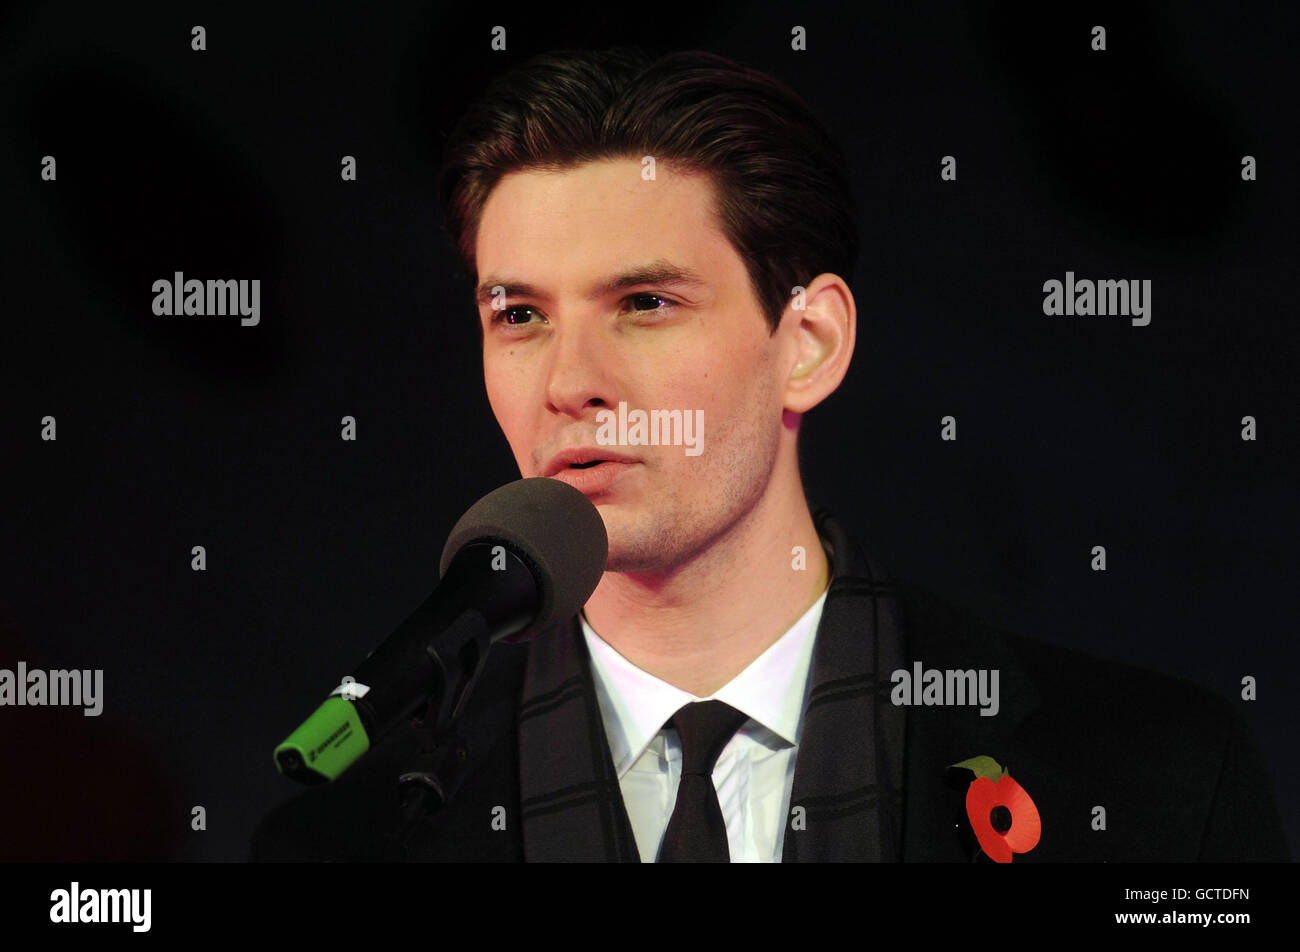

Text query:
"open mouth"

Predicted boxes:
[[549, 457, 634, 494]]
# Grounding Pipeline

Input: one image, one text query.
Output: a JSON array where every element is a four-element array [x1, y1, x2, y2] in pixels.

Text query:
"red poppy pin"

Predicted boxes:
[[948, 755, 1041, 863]]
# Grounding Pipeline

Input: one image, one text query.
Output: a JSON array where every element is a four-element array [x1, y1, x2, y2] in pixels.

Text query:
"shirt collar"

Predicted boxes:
[[580, 585, 829, 777]]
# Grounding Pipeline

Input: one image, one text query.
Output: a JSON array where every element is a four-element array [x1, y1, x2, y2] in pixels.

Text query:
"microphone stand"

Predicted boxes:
[[383, 615, 489, 858], [374, 546, 535, 858], [386, 728, 473, 859]]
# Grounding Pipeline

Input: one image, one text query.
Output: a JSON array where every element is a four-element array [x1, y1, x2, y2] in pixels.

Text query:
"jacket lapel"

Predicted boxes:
[[893, 580, 1041, 861], [516, 616, 640, 862], [781, 507, 906, 861], [782, 509, 1042, 861]]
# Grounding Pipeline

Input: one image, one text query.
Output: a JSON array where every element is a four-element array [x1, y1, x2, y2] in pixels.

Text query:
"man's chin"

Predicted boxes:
[[596, 509, 671, 574], [603, 552, 671, 575]]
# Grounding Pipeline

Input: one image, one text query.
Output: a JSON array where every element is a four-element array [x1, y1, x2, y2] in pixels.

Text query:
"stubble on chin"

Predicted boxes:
[[598, 500, 691, 574], [598, 469, 759, 577]]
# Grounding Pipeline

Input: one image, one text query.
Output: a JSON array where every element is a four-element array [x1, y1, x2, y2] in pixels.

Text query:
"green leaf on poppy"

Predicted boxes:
[[950, 755, 1006, 782]]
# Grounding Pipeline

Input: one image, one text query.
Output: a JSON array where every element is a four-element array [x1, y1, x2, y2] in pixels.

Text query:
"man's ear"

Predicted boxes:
[[783, 273, 856, 414]]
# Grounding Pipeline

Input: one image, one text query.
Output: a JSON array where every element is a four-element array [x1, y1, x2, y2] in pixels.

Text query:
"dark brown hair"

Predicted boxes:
[[436, 48, 858, 334]]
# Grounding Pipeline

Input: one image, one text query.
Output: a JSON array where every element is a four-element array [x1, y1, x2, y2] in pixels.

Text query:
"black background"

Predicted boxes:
[[2, 0, 1295, 861]]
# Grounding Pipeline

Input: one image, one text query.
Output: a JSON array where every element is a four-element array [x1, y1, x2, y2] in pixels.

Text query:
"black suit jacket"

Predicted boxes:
[[252, 508, 1289, 862]]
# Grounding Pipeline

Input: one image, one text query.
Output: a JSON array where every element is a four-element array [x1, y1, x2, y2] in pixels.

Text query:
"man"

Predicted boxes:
[[252, 48, 1287, 862]]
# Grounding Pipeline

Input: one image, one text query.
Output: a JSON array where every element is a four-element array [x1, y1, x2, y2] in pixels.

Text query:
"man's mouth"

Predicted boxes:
[[541, 448, 640, 480], [546, 456, 638, 496]]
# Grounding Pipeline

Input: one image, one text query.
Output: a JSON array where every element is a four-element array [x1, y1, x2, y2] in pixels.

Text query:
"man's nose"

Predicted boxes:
[[543, 316, 617, 419]]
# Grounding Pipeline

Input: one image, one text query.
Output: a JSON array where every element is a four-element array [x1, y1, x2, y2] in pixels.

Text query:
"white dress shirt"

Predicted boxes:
[[579, 586, 828, 863]]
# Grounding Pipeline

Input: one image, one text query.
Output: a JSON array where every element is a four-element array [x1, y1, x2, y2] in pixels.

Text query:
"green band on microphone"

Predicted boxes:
[[274, 697, 371, 784]]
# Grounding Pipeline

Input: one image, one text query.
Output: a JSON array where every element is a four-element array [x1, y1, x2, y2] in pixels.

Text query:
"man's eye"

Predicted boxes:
[[489, 294, 674, 327], [492, 306, 542, 326], [623, 293, 673, 314]]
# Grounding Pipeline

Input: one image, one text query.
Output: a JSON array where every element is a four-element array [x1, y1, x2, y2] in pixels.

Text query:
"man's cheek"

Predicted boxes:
[[483, 369, 515, 421]]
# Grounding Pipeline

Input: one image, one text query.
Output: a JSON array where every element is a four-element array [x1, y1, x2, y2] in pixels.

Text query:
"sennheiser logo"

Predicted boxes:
[[50, 882, 151, 933], [311, 720, 353, 761]]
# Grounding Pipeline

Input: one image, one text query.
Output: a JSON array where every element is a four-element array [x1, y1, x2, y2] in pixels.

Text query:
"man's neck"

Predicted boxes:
[[581, 480, 830, 697]]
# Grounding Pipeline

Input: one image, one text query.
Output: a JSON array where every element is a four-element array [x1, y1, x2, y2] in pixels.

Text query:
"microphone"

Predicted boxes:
[[273, 477, 608, 785]]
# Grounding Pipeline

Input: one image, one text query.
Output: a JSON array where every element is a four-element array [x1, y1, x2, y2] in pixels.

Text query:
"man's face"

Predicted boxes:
[[474, 157, 790, 573]]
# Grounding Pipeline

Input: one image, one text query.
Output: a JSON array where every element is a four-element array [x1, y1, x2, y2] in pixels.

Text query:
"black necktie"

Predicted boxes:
[[657, 700, 750, 863]]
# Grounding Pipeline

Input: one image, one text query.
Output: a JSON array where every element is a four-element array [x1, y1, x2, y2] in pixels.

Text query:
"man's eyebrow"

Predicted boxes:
[[475, 261, 708, 307]]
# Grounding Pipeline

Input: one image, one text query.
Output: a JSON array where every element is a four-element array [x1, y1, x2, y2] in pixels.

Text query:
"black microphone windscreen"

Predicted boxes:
[[438, 477, 608, 633]]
